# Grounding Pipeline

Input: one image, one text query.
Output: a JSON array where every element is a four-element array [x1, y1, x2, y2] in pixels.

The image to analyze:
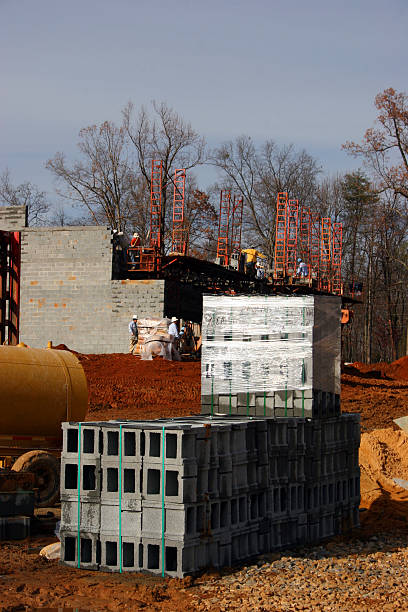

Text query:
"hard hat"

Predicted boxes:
[[133, 232, 139, 238], [171, 316, 178, 322], [132, 314, 138, 319], [297, 258, 302, 262]]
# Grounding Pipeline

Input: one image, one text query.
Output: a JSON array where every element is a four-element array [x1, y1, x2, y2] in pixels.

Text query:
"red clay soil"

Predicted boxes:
[[79, 354, 201, 422], [342, 358, 408, 432]]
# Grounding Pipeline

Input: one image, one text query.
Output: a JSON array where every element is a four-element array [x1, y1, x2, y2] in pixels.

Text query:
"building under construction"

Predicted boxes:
[[0, 160, 352, 353]]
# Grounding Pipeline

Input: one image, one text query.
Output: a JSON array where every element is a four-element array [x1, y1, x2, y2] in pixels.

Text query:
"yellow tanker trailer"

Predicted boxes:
[[0, 345, 88, 506]]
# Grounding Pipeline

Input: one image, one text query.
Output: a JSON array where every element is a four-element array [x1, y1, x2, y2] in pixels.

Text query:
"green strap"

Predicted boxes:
[[119, 425, 123, 573], [161, 426, 165, 577], [77, 423, 82, 569]]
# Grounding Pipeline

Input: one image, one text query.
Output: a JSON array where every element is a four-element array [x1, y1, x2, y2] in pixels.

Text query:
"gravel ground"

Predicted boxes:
[[189, 533, 408, 612]]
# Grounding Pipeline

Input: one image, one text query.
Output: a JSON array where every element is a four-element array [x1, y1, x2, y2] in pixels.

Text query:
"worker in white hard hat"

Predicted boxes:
[[129, 232, 141, 269], [168, 316, 180, 358], [296, 258, 309, 277], [128, 314, 139, 355], [168, 316, 179, 340]]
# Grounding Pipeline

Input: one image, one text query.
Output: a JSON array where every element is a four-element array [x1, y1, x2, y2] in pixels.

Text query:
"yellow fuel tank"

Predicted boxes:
[[0, 346, 88, 437]]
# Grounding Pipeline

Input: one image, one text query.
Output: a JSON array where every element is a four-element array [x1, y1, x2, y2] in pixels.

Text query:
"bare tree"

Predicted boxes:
[[211, 136, 321, 262], [343, 88, 408, 201], [123, 101, 206, 254], [0, 169, 50, 225], [46, 121, 136, 232]]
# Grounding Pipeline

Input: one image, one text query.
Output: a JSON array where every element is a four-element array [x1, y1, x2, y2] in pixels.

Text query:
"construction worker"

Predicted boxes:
[[296, 258, 309, 277], [129, 232, 141, 269], [241, 249, 267, 277], [168, 316, 179, 341], [128, 314, 139, 355]]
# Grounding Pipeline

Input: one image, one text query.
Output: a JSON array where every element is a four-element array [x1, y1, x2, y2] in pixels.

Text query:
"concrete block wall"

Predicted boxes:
[[0, 205, 27, 231], [60, 414, 361, 577], [19, 226, 166, 353]]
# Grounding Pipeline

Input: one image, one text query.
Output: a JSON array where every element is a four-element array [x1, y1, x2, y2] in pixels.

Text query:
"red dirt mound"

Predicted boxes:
[[387, 355, 408, 380]]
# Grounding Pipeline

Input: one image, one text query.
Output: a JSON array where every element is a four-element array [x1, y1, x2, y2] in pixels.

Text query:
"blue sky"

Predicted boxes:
[[1, 0, 407, 199]]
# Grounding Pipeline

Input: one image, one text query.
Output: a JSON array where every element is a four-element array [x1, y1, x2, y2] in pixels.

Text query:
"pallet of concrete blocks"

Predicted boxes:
[[59, 413, 360, 576], [201, 294, 341, 419]]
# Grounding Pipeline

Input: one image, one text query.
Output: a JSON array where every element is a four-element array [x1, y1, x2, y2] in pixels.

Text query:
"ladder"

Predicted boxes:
[[286, 199, 299, 276], [320, 217, 331, 291], [273, 192, 288, 278], [171, 168, 187, 254], [331, 223, 343, 295], [216, 190, 231, 266], [230, 195, 244, 257], [150, 159, 162, 249]]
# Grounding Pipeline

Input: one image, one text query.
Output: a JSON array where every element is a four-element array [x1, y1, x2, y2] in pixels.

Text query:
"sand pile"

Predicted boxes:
[[359, 427, 408, 535]]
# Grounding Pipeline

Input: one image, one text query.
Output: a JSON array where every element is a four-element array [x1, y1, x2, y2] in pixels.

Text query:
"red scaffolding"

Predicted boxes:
[[150, 159, 163, 249], [230, 195, 244, 259], [0, 230, 20, 345], [273, 192, 288, 278], [216, 190, 231, 266], [171, 168, 187, 255], [331, 222, 343, 295], [310, 213, 320, 281], [319, 217, 331, 291], [299, 206, 311, 278], [286, 199, 299, 276]]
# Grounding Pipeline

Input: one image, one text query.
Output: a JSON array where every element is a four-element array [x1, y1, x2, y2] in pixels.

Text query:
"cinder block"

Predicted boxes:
[[60, 500, 100, 533], [60, 530, 100, 570]]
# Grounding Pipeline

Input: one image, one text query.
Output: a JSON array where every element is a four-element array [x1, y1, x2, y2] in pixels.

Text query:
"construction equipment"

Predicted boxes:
[[0, 345, 88, 506]]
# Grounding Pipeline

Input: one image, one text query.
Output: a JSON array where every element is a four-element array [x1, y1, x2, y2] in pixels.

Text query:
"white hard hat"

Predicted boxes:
[[132, 314, 138, 319], [171, 316, 178, 322]]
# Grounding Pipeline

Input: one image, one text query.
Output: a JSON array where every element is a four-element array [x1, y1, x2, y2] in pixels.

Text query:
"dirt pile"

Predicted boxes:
[[341, 362, 408, 432], [359, 428, 408, 536]]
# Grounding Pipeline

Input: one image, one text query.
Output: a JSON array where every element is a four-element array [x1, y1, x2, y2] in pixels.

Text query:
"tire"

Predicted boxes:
[[12, 450, 60, 508]]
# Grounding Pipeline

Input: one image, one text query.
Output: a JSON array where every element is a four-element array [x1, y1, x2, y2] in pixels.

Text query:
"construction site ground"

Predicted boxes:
[[2, 354, 408, 611]]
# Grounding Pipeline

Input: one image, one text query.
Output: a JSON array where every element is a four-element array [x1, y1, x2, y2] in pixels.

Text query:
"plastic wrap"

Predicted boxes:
[[201, 295, 340, 395]]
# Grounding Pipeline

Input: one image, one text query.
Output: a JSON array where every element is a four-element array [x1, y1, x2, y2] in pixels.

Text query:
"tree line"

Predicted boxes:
[[1, 89, 408, 363]]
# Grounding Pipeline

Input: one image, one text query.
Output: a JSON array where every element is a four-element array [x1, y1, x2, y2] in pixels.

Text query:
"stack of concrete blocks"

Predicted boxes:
[[59, 412, 360, 577], [201, 295, 341, 418]]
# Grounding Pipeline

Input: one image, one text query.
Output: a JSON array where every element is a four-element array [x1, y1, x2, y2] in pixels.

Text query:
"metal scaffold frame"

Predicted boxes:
[[319, 217, 332, 291], [299, 206, 311, 278], [285, 199, 299, 276], [331, 222, 343, 295], [171, 168, 187, 255], [216, 190, 231, 267], [0, 231, 20, 345], [150, 159, 163, 249], [230, 195, 244, 259], [273, 192, 288, 278], [310, 213, 320, 281]]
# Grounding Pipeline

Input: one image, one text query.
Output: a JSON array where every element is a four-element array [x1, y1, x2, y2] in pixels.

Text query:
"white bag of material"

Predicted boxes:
[[39, 541, 61, 560]]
